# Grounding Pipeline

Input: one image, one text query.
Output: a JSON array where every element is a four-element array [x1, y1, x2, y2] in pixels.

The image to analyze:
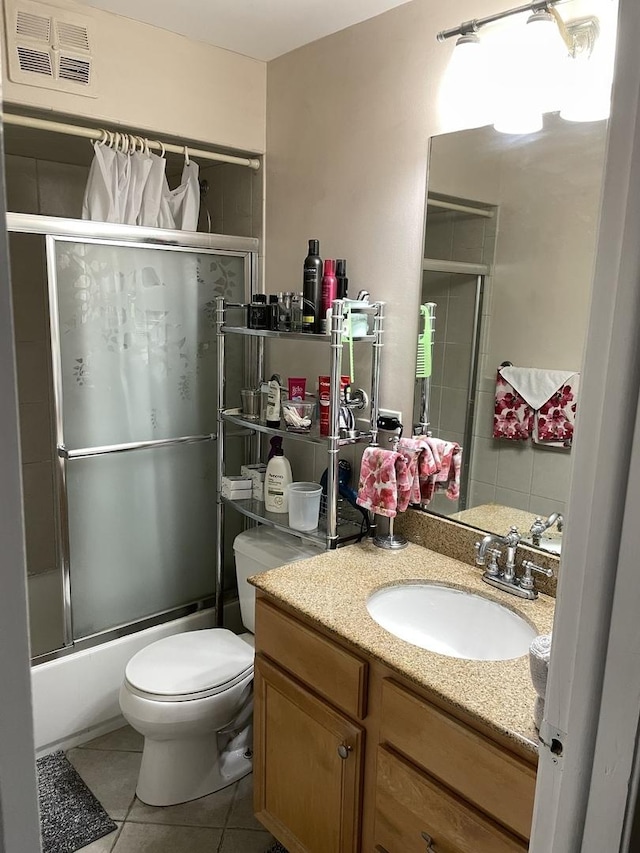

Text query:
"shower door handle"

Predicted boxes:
[[59, 432, 216, 459]]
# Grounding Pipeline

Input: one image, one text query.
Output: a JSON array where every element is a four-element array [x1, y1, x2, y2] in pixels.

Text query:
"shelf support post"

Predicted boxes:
[[328, 300, 346, 549], [215, 296, 226, 627]]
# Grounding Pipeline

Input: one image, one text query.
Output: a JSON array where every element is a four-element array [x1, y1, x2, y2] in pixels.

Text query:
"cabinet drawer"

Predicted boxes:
[[375, 746, 527, 853], [255, 598, 367, 719], [380, 679, 535, 840]]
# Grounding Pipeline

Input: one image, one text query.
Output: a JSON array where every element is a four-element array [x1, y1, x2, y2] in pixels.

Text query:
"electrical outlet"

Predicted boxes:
[[379, 408, 403, 425]]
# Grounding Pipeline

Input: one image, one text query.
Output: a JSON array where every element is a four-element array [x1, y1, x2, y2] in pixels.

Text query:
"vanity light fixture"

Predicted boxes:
[[438, 32, 492, 131], [438, 1, 609, 134]]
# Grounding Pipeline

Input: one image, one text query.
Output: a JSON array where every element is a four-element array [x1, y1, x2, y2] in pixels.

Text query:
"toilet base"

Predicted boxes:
[[136, 727, 253, 806]]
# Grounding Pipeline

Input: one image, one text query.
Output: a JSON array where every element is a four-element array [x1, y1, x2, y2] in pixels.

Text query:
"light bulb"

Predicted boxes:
[[438, 34, 491, 132], [493, 10, 566, 135]]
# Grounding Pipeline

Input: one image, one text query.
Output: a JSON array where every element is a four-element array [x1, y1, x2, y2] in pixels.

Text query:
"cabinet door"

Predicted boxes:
[[254, 653, 364, 853], [375, 746, 527, 853]]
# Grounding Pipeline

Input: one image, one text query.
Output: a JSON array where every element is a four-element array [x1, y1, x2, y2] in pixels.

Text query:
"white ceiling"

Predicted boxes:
[[74, 0, 415, 62]]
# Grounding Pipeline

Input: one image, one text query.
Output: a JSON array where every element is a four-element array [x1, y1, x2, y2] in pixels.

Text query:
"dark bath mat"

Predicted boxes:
[[37, 751, 117, 853], [266, 844, 289, 853]]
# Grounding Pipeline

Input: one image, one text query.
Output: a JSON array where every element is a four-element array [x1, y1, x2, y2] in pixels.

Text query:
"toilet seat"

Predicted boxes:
[[124, 629, 254, 702]]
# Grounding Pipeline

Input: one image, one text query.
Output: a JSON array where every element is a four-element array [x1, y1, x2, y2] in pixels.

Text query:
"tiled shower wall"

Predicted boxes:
[[419, 202, 572, 520], [420, 206, 496, 516]]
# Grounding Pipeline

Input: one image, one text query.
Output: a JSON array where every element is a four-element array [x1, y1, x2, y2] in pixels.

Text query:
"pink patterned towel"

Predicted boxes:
[[494, 370, 533, 440], [420, 437, 462, 504], [533, 374, 579, 446], [356, 447, 412, 518], [398, 438, 428, 506]]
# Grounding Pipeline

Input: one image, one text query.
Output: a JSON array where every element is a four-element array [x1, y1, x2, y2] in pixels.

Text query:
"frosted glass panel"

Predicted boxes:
[[53, 241, 245, 448], [67, 440, 216, 639]]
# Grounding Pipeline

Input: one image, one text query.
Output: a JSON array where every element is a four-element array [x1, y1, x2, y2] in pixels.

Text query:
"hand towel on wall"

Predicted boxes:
[[356, 447, 411, 518], [494, 366, 578, 442], [494, 370, 534, 440], [533, 374, 579, 446]]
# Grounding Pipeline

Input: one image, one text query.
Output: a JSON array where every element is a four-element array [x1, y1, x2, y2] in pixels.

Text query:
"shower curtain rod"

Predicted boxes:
[[2, 113, 261, 170]]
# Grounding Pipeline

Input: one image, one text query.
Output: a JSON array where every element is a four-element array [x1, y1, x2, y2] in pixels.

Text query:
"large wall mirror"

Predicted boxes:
[[413, 113, 608, 554]]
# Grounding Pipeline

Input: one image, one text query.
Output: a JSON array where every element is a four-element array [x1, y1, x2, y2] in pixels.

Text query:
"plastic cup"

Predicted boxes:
[[287, 482, 322, 531]]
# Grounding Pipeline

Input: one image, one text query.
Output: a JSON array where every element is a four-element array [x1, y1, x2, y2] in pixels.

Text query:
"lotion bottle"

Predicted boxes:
[[265, 374, 282, 428], [265, 439, 293, 513]]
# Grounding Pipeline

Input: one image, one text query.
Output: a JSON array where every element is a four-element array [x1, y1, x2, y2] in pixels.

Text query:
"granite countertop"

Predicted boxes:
[[249, 540, 555, 757], [452, 503, 563, 544]]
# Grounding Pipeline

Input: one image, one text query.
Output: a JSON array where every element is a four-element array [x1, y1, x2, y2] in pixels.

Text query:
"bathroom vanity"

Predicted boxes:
[[249, 541, 554, 852]]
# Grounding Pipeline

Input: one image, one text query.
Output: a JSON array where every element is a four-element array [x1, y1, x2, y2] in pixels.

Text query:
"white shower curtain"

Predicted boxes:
[[82, 140, 200, 230]]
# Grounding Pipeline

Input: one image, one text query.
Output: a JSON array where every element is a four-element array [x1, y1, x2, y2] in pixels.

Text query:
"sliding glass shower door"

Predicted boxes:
[[48, 237, 248, 642]]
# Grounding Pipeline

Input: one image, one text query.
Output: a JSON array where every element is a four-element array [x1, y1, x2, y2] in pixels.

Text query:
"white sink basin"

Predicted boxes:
[[366, 583, 537, 661]]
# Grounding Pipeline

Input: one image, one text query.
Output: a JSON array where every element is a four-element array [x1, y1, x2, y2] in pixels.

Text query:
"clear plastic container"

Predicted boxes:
[[287, 482, 322, 531], [281, 398, 316, 433]]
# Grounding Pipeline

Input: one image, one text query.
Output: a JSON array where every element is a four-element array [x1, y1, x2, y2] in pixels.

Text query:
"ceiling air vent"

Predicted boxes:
[[16, 9, 50, 41], [59, 55, 90, 86], [55, 20, 89, 52], [17, 45, 53, 76], [4, 0, 97, 97]]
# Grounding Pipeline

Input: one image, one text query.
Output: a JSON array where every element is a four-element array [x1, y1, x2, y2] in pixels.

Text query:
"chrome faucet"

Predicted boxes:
[[475, 526, 554, 599], [529, 512, 564, 547], [475, 526, 521, 582]]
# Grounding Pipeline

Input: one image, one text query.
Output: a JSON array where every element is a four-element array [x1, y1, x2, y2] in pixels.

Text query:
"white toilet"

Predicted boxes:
[[119, 527, 322, 806]]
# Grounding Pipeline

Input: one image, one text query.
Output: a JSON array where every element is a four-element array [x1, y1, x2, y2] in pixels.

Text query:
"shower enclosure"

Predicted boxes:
[[9, 214, 256, 661]]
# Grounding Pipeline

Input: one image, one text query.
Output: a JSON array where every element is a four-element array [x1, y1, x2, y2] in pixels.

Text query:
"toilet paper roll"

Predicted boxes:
[[529, 633, 552, 699], [533, 695, 544, 731]]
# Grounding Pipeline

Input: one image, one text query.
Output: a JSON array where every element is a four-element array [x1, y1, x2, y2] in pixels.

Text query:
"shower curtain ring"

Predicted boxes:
[[97, 129, 108, 146], [106, 131, 115, 148], [158, 141, 166, 158], [184, 145, 190, 165]]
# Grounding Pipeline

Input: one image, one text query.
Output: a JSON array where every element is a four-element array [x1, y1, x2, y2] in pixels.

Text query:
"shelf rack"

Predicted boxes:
[[215, 297, 385, 624]]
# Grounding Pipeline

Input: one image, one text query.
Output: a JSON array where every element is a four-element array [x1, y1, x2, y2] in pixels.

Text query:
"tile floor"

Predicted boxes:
[[67, 725, 276, 853]]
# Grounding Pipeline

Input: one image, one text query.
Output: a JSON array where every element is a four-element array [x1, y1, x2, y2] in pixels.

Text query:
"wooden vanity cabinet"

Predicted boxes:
[[253, 594, 537, 853]]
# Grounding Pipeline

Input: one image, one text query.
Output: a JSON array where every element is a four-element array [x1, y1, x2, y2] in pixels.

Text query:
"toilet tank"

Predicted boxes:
[[233, 527, 323, 632]]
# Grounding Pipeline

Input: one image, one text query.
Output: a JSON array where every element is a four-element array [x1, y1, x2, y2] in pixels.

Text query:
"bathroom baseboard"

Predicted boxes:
[[32, 598, 243, 756]]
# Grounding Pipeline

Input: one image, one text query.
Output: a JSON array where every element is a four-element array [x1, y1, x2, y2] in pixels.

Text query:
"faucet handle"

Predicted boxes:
[[474, 541, 485, 566], [520, 560, 554, 591], [485, 547, 501, 577]]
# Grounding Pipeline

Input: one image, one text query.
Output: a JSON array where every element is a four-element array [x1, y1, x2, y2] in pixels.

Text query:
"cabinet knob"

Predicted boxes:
[[421, 831, 436, 851], [337, 743, 352, 760]]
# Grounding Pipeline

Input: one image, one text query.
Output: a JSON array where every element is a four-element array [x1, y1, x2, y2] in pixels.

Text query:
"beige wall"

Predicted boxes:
[[264, 0, 608, 426], [1, 0, 266, 153], [265, 0, 503, 421]]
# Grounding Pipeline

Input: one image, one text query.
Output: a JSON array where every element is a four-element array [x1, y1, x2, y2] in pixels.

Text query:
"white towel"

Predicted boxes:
[[529, 633, 552, 699], [500, 367, 575, 411]]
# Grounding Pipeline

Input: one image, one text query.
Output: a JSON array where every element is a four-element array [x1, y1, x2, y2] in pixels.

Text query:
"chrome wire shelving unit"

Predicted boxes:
[[215, 297, 385, 618]]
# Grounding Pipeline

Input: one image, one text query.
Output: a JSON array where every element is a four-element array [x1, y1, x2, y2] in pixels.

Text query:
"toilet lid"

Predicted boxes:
[[125, 629, 254, 698]]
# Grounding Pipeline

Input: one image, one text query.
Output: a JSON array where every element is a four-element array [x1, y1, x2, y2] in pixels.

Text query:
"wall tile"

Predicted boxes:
[[469, 479, 496, 507], [531, 448, 573, 502], [439, 387, 467, 434], [494, 486, 531, 512], [474, 391, 495, 439], [446, 287, 477, 344], [528, 495, 566, 518], [15, 341, 50, 405], [431, 342, 445, 387], [5, 155, 38, 213], [37, 161, 88, 218], [496, 443, 534, 493], [9, 233, 48, 344], [19, 402, 54, 464], [422, 270, 451, 300], [452, 216, 486, 252], [424, 214, 454, 259], [22, 460, 57, 575], [27, 570, 64, 656], [470, 437, 499, 485], [442, 343, 472, 390]]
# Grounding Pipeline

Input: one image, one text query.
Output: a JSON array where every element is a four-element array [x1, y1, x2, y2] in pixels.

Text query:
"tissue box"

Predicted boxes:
[[221, 476, 253, 500]]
